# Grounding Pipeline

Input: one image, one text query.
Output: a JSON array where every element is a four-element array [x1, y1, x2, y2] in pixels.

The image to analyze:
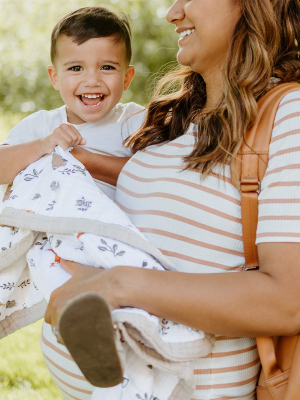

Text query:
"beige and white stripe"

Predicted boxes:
[[115, 91, 300, 399], [41, 322, 95, 400]]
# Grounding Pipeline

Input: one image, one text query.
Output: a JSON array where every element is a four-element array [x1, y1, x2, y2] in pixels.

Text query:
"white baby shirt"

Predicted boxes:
[[2, 102, 145, 199]]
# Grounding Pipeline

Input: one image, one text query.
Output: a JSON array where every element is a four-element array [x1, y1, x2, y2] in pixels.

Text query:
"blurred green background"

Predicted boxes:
[[0, 320, 63, 399], [0, 0, 177, 398]]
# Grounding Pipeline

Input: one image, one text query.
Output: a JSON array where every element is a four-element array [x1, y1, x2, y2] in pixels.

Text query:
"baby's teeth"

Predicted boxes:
[[82, 94, 100, 98], [89, 101, 102, 107]]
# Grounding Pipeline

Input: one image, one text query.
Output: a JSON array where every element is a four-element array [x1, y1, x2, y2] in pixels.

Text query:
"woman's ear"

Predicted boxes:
[[47, 65, 59, 90], [123, 65, 135, 90]]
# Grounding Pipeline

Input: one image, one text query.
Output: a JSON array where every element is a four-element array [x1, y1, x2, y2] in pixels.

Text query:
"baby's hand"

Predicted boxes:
[[40, 124, 87, 155]]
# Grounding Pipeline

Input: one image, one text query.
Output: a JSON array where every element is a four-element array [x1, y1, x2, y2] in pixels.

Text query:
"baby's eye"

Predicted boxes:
[[69, 66, 82, 72], [101, 65, 115, 71]]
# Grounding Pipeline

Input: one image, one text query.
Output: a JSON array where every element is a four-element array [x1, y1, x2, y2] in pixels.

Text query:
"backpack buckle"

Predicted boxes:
[[239, 181, 261, 194]]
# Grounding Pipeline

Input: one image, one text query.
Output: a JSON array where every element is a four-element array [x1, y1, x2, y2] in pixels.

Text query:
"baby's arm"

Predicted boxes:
[[0, 124, 86, 184], [71, 146, 130, 186]]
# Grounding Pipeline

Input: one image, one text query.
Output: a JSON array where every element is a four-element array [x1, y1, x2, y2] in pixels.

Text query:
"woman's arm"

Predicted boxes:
[[71, 146, 130, 186], [116, 242, 300, 337], [45, 241, 300, 338]]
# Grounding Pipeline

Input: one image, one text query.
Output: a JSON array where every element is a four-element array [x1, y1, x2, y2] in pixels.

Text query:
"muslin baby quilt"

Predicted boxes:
[[0, 146, 214, 400]]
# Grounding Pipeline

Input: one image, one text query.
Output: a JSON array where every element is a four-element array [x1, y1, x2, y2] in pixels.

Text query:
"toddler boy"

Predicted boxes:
[[0, 7, 145, 399], [0, 7, 145, 200]]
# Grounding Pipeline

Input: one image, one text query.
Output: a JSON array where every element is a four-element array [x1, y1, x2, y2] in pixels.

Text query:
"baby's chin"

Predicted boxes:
[[66, 108, 102, 125]]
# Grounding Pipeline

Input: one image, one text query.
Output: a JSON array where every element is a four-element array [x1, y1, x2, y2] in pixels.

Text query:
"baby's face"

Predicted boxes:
[[48, 35, 134, 125]]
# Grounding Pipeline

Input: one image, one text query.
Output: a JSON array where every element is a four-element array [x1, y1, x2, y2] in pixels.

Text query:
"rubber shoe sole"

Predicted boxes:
[[58, 292, 123, 387]]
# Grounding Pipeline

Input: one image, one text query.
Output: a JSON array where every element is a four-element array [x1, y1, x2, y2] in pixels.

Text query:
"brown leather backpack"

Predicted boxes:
[[232, 82, 300, 400]]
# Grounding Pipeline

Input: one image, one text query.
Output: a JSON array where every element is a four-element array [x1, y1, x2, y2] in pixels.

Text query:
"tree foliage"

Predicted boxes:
[[0, 0, 178, 118]]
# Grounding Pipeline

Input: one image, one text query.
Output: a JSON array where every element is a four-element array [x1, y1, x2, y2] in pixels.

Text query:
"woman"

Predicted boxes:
[[43, 0, 300, 399]]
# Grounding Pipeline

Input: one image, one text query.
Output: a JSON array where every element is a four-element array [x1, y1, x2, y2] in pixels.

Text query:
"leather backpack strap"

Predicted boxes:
[[232, 83, 300, 268], [231, 82, 300, 382]]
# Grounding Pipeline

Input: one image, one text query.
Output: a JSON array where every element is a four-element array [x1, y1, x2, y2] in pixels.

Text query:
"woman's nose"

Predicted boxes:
[[166, 0, 185, 24]]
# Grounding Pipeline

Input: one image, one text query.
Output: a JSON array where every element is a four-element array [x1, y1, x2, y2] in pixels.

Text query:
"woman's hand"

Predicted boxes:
[[44, 260, 123, 333]]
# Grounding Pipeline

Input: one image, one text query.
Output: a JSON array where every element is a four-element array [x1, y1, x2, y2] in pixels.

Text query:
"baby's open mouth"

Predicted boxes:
[[78, 94, 105, 107]]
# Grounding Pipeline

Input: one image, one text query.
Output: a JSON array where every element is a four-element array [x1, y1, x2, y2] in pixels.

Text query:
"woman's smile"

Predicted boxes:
[[177, 28, 195, 42], [167, 0, 241, 77]]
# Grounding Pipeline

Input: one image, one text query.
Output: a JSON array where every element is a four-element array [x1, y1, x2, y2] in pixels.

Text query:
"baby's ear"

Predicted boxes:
[[124, 65, 135, 90], [47, 65, 59, 90]]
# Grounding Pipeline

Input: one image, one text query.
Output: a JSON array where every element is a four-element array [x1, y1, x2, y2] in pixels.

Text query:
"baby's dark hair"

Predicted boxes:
[[51, 7, 132, 64]]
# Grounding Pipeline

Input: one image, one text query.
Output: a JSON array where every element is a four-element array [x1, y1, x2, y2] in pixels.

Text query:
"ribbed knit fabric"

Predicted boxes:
[[256, 91, 300, 243], [41, 322, 94, 400], [41, 91, 300, 400], [115, 91, 300, 399]]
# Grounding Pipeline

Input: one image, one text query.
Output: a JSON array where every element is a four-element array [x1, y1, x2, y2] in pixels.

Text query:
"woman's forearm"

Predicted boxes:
[[46, 243, 300, 339], [116, 242, 300, 337], [71, 146, 130, 186], [86, 154, 130, 186]]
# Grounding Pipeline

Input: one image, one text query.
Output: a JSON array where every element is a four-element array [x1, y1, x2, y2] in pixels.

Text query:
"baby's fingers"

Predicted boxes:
[[79, 137, 87, 145], [56, 135, 71, 150], [66, 125, 86, 147], [58, 124, 84, 147]]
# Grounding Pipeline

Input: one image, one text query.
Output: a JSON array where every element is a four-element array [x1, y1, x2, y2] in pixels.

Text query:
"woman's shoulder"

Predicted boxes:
[[273, 88, 300, 125], [257, 88, 300, 244], [269, 88, 300, 146]]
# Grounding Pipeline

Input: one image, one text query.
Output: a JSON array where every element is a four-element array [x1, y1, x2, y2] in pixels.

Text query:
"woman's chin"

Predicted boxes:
[[176, 50, 198, 72], [177, 50, 190, 67]]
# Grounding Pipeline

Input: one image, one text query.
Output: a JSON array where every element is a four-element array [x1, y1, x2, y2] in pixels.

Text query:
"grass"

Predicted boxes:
[[0, 320, 62, 400]]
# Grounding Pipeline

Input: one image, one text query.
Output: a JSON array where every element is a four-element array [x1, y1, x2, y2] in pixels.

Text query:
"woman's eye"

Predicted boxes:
[[69, 66, 82, 72], [101, 65, 115, 71]]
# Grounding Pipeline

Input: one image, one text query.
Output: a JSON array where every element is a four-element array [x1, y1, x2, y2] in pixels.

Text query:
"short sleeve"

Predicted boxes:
[[123, 102, 146, 139], [1, 110, 48, 145], [256, 90, 300, 243]]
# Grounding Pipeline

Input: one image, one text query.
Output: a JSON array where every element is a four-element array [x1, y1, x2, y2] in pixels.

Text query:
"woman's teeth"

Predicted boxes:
[[179, 29, 195, 39]]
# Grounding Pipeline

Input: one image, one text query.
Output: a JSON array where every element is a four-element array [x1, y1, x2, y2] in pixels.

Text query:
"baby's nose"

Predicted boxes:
[[84, 70, 100, 86]]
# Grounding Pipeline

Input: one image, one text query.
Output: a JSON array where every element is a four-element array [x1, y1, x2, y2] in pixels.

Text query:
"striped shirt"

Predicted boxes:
[[115, 90, 300, 399], [41, 91, 300, 400]]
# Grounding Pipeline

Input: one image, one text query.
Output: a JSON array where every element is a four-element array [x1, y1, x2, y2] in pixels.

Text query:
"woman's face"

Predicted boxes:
[[166, 0, 242, 77]]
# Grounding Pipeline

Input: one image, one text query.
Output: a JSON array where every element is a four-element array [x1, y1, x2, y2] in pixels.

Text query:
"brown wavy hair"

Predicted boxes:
[[125, 0, 300, 175]]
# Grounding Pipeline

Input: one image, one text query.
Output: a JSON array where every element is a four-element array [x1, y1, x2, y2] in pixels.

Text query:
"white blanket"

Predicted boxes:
[[0, 146, 214, 400]]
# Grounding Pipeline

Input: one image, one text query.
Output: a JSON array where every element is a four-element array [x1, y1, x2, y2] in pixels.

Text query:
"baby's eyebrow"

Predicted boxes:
[[63, 60, 83, 66], [62, 60, 120, 67], [102, 60, 120, 66]]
